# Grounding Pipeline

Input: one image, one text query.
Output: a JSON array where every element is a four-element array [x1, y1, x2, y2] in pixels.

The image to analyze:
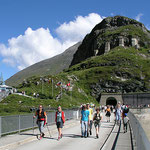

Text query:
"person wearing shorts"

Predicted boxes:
[[55, 106, 65, 140], [93, 107, 102, 138]]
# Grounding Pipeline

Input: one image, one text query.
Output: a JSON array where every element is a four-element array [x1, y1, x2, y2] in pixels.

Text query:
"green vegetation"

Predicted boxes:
[[2, 17, 150, 116], [96, 25, 150, 49], [1, 46, 150, 116]]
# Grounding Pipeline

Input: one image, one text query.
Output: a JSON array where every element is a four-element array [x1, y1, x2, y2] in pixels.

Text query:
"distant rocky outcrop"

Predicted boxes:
[[6, 42, 81, 86], [71, 16, 150, 66]]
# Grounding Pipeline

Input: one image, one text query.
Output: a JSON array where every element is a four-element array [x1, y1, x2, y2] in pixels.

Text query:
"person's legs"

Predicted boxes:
[[58, 128, 62, 137], [125, 123, 128, 132], [81, 121, 84, 137], [40, 121, 44, 134], [89, 120, 93, 135], [57, 122, 63, 140], [118, 115, 121, 125], [116, 114, 118, 124], [38, 121, 45, 138], [38, 121, 41, 133], [96, 125, 100, 138], [124, 124, 126, 132], [84, 121, 88, 137]]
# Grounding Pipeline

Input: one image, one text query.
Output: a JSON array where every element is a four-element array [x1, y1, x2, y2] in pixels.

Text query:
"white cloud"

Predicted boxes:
[[0, 13, 103, 70], [135, 13, 143, 21], [56, 13, 103, 42]]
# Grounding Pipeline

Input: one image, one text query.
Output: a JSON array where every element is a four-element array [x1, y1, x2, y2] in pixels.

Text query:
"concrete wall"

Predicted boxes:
[[122, 93, 150, 107]]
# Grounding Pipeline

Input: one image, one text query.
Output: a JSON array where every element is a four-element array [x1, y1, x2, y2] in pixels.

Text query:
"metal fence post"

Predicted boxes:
[[0, 116, 1, 137]]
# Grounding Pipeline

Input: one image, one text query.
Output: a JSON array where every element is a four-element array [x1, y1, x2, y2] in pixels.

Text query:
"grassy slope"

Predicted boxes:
[[1, 46, 150, 115], [64, 46, 150, 93], [2, 23, 150, 116]]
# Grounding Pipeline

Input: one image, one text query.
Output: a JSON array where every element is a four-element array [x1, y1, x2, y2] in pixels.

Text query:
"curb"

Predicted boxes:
[[0, 120, 79, 150]]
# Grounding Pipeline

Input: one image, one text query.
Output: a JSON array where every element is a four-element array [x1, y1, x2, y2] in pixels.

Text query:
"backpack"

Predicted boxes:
[[124, 107, 129, 113], [94, 113, 101, 121]]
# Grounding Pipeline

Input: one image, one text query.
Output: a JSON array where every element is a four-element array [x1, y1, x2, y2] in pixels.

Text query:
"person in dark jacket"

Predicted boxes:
[[55, 106, 65, 140], [34, 105, 47, 139]]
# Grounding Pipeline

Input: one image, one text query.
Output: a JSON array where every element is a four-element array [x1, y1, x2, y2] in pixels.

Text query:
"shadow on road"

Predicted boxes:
[[63, 134, 96, 139], [20, 133, 37, 137], [43, 137, 58, 140], [63, 134, 81, 138], [20, 133, 58, 140]]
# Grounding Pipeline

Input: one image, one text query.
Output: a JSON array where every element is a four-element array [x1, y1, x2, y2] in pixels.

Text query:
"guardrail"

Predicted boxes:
[[0, 110, 80, 137], [128, 111, 150, 150]]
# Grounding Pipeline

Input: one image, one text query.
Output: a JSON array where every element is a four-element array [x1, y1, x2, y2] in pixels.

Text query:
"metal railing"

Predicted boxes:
[[0, 110, 80, 137], [128, 111, 150, 150]]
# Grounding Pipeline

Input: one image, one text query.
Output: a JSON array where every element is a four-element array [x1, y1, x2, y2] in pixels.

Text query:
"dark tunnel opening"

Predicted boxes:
[[106, 97, 117, 107]]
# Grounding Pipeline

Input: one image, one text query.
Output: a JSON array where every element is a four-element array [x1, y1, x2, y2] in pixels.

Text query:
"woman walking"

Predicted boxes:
[[115, 103, 122, 125], [93, 107, 102, 138], [105, 105, 111, 122], [55, 106, 65, 140]]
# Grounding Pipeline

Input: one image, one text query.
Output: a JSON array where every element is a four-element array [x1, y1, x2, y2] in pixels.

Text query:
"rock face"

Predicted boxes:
[[71, 16, 150, 66], [6, 42, 81, 86]]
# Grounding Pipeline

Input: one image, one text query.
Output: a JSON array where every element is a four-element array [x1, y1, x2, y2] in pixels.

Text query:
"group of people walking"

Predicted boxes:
[[114, 102, 130, 132], [80, 103, 102, 138], [34, 105, 65, 140], [33, 101, 129, 141]]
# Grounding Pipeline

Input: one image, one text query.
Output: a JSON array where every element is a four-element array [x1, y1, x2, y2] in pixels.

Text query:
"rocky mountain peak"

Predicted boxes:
[[93, 16, 147, 31], [70, 16, 150, 66]]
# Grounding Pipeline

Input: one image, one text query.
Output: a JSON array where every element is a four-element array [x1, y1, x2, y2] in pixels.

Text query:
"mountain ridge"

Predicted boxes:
[[6, 42, 81, 86]]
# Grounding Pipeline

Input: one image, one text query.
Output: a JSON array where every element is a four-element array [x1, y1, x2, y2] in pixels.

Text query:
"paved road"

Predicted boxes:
[[12, 116, 115, 150]]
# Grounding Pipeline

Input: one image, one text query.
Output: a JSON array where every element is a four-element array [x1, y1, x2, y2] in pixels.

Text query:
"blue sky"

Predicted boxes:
[[0, 0, 150, 81]]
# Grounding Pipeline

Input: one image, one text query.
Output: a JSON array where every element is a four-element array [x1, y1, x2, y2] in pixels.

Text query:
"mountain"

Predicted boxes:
[[6, 42, 81, 86], [1, 16, 150, 114], [71, 16, 150, 66]]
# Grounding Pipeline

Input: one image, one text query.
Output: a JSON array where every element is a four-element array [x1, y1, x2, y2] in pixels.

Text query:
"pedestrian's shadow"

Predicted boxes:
[[20, 133, 57, 140], [20, 133, 37, 137], [63, 134, 81, 138], [101, 125, 114, 128], [63, 134, 96, 139], [43, 137, 58, 140]]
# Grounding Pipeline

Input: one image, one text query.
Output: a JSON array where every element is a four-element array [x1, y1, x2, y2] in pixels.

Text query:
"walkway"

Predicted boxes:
[[0, 114, 133, 150]]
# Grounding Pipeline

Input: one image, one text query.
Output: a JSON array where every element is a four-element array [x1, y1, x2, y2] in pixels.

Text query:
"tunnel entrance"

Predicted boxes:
[[106, 97, 117, 107]]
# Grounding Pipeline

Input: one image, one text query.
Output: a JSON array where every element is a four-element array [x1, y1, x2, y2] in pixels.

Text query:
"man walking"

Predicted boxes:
[[80, 105, 90, 138]]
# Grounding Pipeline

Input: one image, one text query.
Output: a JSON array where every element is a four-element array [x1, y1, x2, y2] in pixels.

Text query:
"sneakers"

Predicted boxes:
[[58, 136, 60, 141], [42, 133, 45, 137], [40, 136, 43, 140], [58, 134, 63, 141], [87, 132, 89, 137], [96, 134, 99, 138]]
